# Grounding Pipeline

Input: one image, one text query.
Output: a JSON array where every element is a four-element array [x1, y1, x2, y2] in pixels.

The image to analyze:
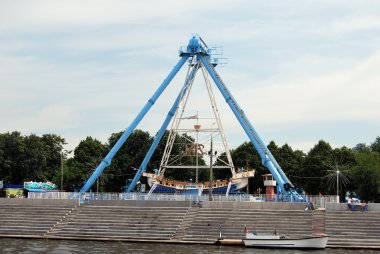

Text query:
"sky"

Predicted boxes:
[[1, 0, 380, 154]]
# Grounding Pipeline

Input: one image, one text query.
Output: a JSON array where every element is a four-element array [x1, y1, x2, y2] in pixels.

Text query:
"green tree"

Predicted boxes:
[[0, 132, 26, 183], [0, 132, 65, 185], [230, 141, 264, 194], [148, 130, 170, 172], [24, 134, 48, 181], [40, 134, 65, 181], [275, 143, 305, 189], [226, 141, 304, 194], [300, 140, 333, 195], [370, 136, 380, 154], [107, 130, 153, 192], [213, 151, 233, 180], [350, 150, 380, 202], [314, 146, 356, 202], [353, 143, 371, 153], [65, 137, 107, 191]]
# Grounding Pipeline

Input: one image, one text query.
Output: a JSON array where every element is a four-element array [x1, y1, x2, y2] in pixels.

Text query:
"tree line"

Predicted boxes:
[[0, 131, 379, 202]]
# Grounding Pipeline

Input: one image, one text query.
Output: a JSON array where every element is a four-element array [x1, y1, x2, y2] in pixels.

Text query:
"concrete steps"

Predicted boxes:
[[1, 200, 379, 249], [312, 209, 325, 234], [172, 206, 200, 241], [182, 208, 314, 243], [326, 211, 380, 248], [46, 206, 81, 236], [0, 204, 76, 237], [52, 205, 190, 240]]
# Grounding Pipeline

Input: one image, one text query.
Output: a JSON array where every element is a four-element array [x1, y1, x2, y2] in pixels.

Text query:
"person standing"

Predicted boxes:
[[347, 196, 352, 211]]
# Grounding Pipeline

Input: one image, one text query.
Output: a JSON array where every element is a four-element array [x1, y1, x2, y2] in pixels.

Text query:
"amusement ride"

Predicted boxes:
[[79, 35, 305, 202]]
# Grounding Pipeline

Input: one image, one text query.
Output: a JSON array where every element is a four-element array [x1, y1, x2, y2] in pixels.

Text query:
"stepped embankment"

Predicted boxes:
[[0, 199, 379, 249]]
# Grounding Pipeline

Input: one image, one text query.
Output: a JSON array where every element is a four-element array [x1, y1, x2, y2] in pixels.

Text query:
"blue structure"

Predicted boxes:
[[79, 55, 189, 193], [81, 35, 304, 201], [126, 61, 200, 193]]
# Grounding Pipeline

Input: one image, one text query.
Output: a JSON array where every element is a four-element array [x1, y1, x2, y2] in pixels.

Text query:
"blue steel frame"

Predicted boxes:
[[80, 35, 304, 201], [80, 36, 203, 193], [80, 56, 189, 193], [126, 62, 200, 193], [199, 55, 303, 201]]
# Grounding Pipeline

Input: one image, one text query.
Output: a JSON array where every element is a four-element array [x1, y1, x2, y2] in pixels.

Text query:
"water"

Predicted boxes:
[[1, 239, 379, 254]]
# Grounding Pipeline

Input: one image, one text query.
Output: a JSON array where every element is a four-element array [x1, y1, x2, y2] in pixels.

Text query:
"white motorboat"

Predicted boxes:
[[243, 232, 328, 249]]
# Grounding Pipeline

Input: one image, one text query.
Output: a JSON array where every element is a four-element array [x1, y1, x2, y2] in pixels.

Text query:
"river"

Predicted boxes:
[[1, 239, 379, 254]]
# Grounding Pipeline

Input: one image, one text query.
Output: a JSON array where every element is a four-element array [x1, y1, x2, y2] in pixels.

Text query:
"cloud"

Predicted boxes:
[[1, 0, 380, 153], [235, 49, 380, 125], [331, 16, 380, 33], [0, 0, 235, 34]]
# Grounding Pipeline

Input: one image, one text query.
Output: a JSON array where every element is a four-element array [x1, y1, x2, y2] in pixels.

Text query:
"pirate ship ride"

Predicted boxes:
[[80, 35, 304, 202]]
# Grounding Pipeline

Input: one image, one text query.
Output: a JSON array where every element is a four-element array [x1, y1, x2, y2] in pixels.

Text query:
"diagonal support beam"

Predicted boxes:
[[80, 56, 189, 193], [126, 62, 200, 193], [199, 55, 303, 201]]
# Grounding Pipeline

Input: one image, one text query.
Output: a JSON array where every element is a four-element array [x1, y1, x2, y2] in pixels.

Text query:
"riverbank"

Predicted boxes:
[[0, 199, 379, 249], [3, 238, 378, 254]]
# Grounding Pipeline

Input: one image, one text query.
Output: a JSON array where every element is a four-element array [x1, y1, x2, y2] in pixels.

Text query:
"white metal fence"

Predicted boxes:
[[27, 192, 337, 208]]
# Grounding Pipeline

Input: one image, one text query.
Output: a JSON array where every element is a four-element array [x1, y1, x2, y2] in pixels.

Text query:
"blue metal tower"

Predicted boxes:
[[80, 35, 305, 201]]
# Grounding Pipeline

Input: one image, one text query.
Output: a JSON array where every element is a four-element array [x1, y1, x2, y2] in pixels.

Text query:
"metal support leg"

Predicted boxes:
[[80, 56, 189, 193], [199, 55, 303, 201], [127, 63, 200, 193]]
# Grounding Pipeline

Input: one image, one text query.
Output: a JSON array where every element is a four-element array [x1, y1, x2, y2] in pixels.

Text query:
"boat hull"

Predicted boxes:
[[152, 183, 238, 194], [143, 171, 252, 195], [243, 235, 328, 249]]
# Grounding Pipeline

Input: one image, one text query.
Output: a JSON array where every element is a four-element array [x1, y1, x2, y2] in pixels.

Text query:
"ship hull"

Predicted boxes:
[[143, 171, 253, 195], [152, 183, 238, 195]]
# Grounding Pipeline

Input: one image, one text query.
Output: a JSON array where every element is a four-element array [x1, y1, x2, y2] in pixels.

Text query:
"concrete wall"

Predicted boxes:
[[326, 202, 380, 211], [369, 203, 380, 211], [3, 197, 378, 211], [0, 198, 78, 206], [202, 201, 306, 210], [88, 199, 191, 207]]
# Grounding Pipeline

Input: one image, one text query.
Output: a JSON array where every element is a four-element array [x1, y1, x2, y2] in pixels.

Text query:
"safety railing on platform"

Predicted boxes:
[[27, 192, 337, 208]]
